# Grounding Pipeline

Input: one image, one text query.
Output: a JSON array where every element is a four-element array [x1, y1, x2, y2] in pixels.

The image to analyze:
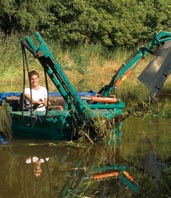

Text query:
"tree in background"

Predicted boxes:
[[0, 0, 170, 48], [0, 0, 52, 34]]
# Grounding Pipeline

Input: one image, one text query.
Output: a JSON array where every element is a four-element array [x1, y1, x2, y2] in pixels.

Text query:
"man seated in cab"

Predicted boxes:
[[24, 70, 48, 112]]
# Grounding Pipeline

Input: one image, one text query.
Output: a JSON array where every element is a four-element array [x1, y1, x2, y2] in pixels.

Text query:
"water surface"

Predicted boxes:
[[0, 117, 170, 198]]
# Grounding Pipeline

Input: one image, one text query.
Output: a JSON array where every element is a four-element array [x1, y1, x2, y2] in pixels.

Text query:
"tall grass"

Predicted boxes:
[[0, 32, 171, 117], [0, 33, 134, 92], [0, 33, 22, 74]]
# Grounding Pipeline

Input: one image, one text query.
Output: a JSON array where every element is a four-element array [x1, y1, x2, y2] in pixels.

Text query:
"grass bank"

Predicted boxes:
[[0, 33, 171, 117]]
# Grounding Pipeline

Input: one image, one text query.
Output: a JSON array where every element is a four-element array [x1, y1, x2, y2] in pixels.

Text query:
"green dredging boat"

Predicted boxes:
[[0, 32, 125, 143], [1, 28, 171, 143]]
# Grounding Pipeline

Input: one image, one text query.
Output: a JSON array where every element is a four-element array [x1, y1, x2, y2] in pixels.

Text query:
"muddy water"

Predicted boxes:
[[0, 117, 170, 198]]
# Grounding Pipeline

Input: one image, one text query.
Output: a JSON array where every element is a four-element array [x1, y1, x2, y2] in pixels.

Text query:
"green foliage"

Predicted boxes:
[[0, 0, 171, 47], [0, 0, 52, 34]]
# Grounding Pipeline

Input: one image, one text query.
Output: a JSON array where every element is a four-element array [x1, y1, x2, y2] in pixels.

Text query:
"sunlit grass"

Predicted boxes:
[[0, 32, 171, 117]]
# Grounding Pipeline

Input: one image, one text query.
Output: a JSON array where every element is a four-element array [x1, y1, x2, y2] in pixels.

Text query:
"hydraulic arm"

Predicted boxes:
[[99, 29, 171, 97]]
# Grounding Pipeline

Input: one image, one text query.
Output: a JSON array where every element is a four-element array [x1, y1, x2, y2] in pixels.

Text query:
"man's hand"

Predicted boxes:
[[36, 99, 43, 105]]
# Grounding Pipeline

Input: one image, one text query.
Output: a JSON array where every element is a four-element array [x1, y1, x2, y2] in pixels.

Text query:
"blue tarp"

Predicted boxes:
[[0, 90, 96, 105], [0, 92, 21, 105]]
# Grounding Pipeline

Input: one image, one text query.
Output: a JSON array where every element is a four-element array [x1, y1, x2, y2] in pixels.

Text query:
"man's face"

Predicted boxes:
[[30, 75, 39, 88], [34, 164, 42, 178]]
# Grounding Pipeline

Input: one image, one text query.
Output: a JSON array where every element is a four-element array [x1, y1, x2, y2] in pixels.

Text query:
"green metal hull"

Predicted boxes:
[[11, 110, 74, 140], [11, 106, 124, 141]]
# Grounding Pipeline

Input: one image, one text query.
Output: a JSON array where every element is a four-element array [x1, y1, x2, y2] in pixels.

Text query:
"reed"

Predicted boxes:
[[0, 101, 12, 138]]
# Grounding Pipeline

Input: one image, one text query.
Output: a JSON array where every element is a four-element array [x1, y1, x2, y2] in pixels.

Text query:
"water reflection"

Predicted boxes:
[[0, 117, 170, 198], [0, 141, 138, 197], [25, 156, 49, 178]]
